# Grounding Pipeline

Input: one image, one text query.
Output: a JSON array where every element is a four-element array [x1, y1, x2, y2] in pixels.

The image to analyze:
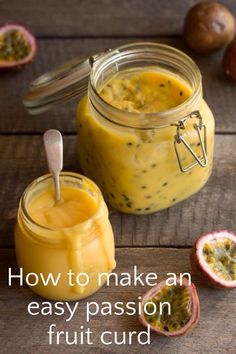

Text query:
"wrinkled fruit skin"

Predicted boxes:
[[223, 38, 236, 81], [139, 277, 200, 337], [0, 24, 37, 70], [184, 2, 235, 54], [191, 231, 236, 288]]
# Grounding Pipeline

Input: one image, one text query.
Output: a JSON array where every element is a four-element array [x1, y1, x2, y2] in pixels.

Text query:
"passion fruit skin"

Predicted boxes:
[[223, 38, 236, 81], [0, 24, 37, 69], [139, 277, 200, 337], [184, 2, 236, 54], [191, 230, 236, 288]]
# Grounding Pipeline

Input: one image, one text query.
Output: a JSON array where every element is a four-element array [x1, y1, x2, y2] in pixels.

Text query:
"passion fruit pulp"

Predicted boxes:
[[0, 24, 36, 69], [192, 231, 236, 288], [140, 277, 200, 337]]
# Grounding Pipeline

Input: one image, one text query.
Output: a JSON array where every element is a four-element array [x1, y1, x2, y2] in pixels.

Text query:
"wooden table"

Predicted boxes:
[[1, 1, 236, 353]]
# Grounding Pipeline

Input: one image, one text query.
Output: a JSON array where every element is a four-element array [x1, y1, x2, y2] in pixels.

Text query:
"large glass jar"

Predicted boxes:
[[76, 43, 214, 214], [15, 172, 116, 301], [23, 42, 215, 215]]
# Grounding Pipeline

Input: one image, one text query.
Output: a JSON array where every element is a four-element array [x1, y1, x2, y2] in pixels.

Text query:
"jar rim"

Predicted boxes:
[[19, 172, 104, 237], [89, 42, 202, 129]]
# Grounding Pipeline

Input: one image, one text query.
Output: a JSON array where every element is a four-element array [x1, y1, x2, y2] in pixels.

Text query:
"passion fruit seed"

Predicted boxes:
[[0, 30, 31, 61], [203, 239, 236, 281], [192, 231, 236, 288], [144, 285, 191, 333]]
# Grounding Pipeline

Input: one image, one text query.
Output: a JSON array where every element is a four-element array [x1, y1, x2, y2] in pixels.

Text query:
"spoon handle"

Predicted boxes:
[[43, 129, 63, 202]]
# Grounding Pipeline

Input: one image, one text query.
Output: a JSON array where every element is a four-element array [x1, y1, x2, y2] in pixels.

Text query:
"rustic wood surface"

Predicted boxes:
[[1, 0, 236, 353], [0, 135, 235, 248], [1, 248, 236, 354], [1, 0, 236, 37]]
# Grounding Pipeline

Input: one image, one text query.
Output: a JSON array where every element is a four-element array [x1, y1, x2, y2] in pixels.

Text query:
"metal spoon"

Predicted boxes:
[[43, 129, 63, 203]]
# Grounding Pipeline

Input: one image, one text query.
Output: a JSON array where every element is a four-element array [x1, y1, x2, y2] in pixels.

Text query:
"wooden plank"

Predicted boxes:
[[1, 0, 236, 37], [0, 248, 235, 354], [1, 134, 235, 248], [0, 37, 235, 134]]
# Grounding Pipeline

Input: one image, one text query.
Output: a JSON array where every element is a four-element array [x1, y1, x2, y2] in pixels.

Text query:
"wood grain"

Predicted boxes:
[[0, 248, 235, 354], [0, 37, 236, 134], [1, 0, 236, 37], [1, 134, 235, 248], [1, 2, 236, 353]]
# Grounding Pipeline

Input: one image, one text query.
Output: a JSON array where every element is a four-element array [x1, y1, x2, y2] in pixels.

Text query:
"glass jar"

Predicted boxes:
[[15, 172, 116, 301], [23, 42, 215, 215]]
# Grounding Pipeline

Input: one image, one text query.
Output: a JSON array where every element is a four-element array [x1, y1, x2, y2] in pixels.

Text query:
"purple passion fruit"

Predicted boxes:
[[0, 24, 36, 69], [140, 277, 200, 337], [192, 231, 236, 288], [184, 2, 235, 53], [223, 38, 236, 81]]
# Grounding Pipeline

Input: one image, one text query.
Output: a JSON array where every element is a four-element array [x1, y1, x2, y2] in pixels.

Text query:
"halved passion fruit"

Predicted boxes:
[[140, 277, 200, 337], [192, 231, 236, 288], [0, 24, 36, 69]]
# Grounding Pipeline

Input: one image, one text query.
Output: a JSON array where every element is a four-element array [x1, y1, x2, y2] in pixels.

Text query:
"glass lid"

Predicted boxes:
[[23, 52, 106, 114]]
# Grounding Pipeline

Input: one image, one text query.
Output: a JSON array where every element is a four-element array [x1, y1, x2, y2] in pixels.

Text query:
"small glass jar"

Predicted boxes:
[[24, 42, 215, 215], [15, 172, 116, 301]]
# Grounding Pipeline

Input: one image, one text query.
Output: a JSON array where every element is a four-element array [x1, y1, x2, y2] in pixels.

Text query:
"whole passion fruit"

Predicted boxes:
[[192, 231, 236, 288], [184, 2, 235, 53], [0, 24, 36, 69], [139, 277, 200, 337], [223, 38, 236, 81]]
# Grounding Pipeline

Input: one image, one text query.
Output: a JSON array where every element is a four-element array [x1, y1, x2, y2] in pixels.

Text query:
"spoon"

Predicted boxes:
[[43, 129, 63, 203]]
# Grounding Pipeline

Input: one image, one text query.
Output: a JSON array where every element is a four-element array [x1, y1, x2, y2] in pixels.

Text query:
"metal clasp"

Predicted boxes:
[[172, 110, 207, 172], [89, 48, 112, 67]]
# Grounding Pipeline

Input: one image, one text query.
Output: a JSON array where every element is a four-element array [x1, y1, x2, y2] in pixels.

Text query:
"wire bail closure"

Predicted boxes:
[[89, 48, 112, 67], [173, 110, 207, 172]]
